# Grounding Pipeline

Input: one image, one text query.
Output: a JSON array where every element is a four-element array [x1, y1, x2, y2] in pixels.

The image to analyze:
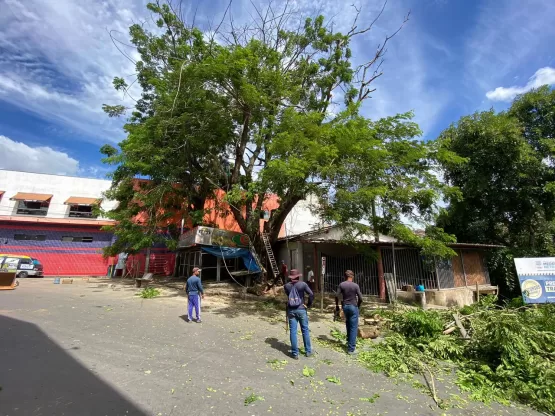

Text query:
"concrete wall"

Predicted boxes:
[[0, 170, 117, 220], [397, 288, 475, 308], [283, 194, 324, 236]]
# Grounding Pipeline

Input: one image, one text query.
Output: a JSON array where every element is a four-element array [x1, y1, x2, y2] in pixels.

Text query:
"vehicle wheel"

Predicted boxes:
[[18, 271, 28, 279]]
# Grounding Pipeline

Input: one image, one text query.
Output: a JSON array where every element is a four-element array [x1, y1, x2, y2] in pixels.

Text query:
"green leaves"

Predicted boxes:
[[437, 87, 555, 296]]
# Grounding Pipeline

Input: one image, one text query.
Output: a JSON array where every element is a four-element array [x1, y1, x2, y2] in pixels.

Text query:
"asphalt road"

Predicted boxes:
[[0, 279, 539, 416]]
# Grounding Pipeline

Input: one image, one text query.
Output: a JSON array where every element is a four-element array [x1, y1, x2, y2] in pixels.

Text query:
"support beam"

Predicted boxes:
[[216, 257, 221, 282], [377, 247, 386, 300]]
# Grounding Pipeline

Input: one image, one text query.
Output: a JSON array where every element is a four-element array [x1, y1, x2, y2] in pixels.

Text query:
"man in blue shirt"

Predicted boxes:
[[186, 267, 204, 323], [284, 269, 314, 359]]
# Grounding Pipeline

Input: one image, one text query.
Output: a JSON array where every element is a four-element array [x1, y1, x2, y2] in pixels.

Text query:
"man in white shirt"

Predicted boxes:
[[306, 266, 315, 291]]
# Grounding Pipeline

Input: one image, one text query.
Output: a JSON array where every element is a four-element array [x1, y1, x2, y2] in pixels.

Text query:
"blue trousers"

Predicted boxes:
[[188, 294, 201, 320], [343, 304, 359, 352], [288, 308, 312, 357]]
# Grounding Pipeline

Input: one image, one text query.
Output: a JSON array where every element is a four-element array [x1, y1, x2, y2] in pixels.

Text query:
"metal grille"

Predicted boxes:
[[436, 258, 455, 289], [381, 247, 438, 290], [322, 252, 379, 296]]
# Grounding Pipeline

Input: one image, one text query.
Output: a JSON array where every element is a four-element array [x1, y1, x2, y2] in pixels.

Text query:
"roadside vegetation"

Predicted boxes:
[[326, 297, 555, 413]]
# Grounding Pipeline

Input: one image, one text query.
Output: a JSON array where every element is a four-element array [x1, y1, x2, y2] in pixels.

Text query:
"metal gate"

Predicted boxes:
[[322, 252, 379, 296]]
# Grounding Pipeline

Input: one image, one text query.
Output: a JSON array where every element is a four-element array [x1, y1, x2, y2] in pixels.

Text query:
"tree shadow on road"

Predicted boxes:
[[0, 315, 148, 416]]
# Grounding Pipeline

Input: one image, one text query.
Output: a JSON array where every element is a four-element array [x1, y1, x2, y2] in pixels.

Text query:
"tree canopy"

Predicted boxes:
[[101, 1, 455, 257], [437, 86, 555, 294]]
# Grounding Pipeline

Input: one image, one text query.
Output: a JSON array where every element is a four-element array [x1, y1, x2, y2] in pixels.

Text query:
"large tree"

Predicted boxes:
[[437, 86, 555, 294], [101, 1, 454, 258]]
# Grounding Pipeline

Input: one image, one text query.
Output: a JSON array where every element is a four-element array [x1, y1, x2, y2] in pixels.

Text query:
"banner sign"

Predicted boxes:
[[179, 226, 250, 249], [514, 257, 555, 304]]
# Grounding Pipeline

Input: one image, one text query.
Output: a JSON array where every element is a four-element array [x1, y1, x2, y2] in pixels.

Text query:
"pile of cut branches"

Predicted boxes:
[[353, 298, 555, 413]]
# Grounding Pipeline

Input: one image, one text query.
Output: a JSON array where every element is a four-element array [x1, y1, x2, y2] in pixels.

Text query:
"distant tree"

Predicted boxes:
[[437, 86, 555, 295], [101, 0, 455, 258]]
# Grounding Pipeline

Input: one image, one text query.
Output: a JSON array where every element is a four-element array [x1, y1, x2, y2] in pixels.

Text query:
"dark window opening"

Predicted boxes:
[[68, 204, 97, 218], [62, 236, 94, 243], [16, 200, 49, 216], [14, 234, 46, 241]]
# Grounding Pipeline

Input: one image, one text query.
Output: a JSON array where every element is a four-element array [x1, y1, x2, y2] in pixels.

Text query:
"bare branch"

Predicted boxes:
[[348, 0, 388, 37]]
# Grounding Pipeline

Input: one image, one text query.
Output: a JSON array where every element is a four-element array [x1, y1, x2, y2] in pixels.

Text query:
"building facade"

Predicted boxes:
[[0, 170, 117, 276], [0, 169, 317, 277]]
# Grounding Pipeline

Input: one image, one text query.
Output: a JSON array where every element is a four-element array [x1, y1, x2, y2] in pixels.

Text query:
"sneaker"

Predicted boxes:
[[196, 319, 202, 323], [347, 350, 357, 356], [306, 352, 315, 358], [292, 355, 299, 360]]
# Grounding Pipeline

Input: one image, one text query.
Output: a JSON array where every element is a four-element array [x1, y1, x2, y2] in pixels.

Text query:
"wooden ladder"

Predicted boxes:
[[262, 232, 279, 279]]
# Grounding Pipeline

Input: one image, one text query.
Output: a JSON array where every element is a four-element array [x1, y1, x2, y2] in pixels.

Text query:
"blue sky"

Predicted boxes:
[[0, 0, 554, 177]]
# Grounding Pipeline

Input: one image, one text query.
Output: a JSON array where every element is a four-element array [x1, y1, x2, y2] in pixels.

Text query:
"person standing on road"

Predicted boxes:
[[335, 270, 363, 355], [186, 267, 204, 323], [284, 269, 314, 359]]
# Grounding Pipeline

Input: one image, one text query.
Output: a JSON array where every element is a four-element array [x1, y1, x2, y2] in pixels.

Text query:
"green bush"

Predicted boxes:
[[391, 309, 444, 339]]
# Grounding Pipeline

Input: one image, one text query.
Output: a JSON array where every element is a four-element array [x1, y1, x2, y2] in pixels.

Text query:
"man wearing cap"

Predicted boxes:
[[186, 267, 204, 323], [335, 270, 363, 355], [284, 269, 314, 359]]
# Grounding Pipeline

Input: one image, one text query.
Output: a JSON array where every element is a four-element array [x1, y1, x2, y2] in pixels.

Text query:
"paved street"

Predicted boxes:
[[0, 279, 538, 416]]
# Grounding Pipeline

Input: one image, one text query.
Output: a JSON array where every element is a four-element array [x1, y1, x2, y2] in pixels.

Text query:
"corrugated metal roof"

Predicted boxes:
[[281, 237, 503, 249]]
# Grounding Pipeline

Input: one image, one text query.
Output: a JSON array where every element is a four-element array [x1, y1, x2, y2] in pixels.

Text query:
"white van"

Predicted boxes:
[[0, 254, 44, 278]]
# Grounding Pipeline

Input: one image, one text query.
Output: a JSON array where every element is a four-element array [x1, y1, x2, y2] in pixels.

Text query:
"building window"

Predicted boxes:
[[61, 236, 93, 243], [68, 204, 97, 218], [16, 200, 49, 216], [14, 234, 47, 241]]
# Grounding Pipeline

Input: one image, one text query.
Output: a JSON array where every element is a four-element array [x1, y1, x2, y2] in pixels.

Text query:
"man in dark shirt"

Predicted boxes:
[[284, 269, 314, 359], [335, 270, 363, 355], [186, 267, 204, 323]]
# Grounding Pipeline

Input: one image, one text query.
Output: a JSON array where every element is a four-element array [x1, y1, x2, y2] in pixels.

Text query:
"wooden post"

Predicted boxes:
[[377, 247, 386, 301], [476, 282, 480, 303], [320, 256, 326, 313], [144, 247, 151, 274], [216, 257, 221, 282], [460, 250, 468, 287]]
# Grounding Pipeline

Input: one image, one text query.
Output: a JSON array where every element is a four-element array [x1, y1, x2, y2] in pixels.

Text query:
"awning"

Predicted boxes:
[[10, 192, 53, 202], [64, 196, 101, 205]]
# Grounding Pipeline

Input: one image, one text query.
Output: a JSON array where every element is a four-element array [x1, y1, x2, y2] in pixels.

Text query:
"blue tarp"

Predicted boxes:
[[201, 246, 261, 273]]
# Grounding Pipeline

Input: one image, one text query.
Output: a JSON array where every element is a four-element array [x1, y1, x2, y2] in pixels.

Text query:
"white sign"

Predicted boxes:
[[514, 257, 555, 304]]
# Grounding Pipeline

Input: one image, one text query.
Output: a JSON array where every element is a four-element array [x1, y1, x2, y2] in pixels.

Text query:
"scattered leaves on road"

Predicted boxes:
[[244, 393, 265, 406], [326, 376, 341, 385], [302, 366, 315, 377]]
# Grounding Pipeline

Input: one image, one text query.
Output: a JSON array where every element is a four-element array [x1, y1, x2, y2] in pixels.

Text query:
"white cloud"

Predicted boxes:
[[465, 0, 555, 95], [0, 135, 79, 175], [0, 0, 144, 143], [486, 67, 555, 102], [0, 0, 448, 145]]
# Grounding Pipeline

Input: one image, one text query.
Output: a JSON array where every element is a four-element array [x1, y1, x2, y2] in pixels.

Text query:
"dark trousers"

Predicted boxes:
[[343, 304, 359, 352]]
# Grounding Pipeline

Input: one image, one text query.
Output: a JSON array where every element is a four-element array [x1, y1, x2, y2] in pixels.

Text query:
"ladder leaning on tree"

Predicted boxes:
[[262, 232, 279, 279]]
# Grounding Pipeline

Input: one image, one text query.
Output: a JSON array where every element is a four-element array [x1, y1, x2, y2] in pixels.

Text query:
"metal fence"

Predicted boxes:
[[322, 252, 380, 296], [381, 247, 438, 290]]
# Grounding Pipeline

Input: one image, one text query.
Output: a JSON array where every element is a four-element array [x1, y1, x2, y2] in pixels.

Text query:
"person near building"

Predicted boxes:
[[186, 267, 204, 323], [335, 270, 363, 355], [284, 269, 314, 359], [279, 260, 288, 284], [306, 266, 315, 291]]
